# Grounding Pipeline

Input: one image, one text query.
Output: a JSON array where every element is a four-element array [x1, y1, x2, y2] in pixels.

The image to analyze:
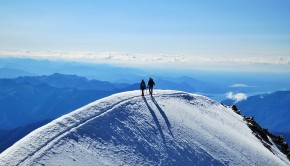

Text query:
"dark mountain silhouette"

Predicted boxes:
[[274, 132, 290, 144]]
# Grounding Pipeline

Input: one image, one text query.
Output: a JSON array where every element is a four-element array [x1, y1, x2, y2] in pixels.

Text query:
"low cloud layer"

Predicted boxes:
[[226, 92, 247, 103], [1, 50, 289, 64], [1, 50, 290, 72], [230, 84, 253, 88]]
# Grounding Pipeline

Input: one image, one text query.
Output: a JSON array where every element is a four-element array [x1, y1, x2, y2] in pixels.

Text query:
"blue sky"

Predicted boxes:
[[0, 0, 290, 72]]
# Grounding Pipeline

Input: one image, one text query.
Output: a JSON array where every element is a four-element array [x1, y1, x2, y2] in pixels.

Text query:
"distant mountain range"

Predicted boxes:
[[0, 74, 140, 130], [2, 57, 290, 97]]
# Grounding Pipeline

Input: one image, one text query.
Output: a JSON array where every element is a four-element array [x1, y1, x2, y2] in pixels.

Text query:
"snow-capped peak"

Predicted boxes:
[[1, 90, 289, 165]]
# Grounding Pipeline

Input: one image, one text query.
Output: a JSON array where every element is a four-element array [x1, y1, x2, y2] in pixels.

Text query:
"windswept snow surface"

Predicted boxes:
[[1, 90, 289, 166]]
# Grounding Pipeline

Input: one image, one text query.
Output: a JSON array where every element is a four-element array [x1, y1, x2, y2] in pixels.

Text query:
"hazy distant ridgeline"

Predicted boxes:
[[14, 73, 131, 91], [0, 57, 144, 83], [1, 57, 290, 92]]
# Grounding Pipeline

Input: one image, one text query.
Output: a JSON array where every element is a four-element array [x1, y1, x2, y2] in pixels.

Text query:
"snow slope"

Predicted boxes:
[[0, 90, 289, 166]]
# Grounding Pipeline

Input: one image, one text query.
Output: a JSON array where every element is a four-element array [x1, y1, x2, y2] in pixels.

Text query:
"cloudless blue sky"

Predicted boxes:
[[1, 0, 290, 57]]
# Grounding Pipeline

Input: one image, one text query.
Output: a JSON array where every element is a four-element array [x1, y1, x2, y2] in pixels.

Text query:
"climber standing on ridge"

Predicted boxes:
[[147, 77, 155, 96], [140, 79, 146, 96]]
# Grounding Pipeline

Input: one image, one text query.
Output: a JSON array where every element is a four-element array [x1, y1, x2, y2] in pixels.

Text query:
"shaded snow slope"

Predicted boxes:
[[1, 90, 289, 166]]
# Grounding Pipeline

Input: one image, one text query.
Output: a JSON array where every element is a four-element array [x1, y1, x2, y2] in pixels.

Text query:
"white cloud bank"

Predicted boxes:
[[226, 92, 247, 103], [230, 84, 254, 88], [0, 50, 290, 72]]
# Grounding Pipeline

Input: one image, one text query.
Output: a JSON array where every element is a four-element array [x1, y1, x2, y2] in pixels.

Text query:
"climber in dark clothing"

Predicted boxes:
[[140, 79, 146, 96], [147, 77, 155, 96]]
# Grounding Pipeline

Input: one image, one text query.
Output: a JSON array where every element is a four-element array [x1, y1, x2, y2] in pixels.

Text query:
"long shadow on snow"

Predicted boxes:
[[64, 96, 224, 165], [151, 96, 173, 137], [142, 96, 166, 146], [143, 96, 224, 165]]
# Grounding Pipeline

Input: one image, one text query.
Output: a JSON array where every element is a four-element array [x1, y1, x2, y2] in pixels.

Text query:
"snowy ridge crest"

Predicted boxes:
[[0, 90, 289, 166]]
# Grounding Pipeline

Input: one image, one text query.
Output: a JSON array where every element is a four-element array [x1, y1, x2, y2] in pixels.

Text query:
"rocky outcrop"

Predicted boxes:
[[230, 105, 290, 161]]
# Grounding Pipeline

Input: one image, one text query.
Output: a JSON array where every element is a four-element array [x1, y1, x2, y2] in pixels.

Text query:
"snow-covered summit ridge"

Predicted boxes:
[[1, 90, 289, 166]]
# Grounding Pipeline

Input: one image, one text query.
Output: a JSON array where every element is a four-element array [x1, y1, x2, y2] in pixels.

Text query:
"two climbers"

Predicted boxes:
[[140, 77, 155, 96]]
